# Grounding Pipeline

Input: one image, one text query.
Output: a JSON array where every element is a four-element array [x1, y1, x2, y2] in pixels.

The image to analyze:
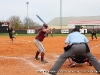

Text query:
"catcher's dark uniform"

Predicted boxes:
[[91, 30, 97, 40], [7, 27, 16, 41], [71, 54, 92, 65]]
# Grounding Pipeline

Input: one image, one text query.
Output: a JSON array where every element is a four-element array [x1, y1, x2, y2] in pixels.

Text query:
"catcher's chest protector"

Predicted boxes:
[[71, 55, 88, 63]]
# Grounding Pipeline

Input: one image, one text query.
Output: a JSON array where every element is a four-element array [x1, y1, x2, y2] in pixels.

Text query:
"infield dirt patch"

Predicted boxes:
[[0, 36, 100, 75]]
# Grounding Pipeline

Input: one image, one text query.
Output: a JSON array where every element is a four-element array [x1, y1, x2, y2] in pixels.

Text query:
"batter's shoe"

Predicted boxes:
[[34, 57, 40, 60], [41, 60, 48, 63]]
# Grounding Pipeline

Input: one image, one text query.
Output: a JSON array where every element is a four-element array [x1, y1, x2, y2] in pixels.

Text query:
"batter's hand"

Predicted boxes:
[[47, 27, 52, 33]]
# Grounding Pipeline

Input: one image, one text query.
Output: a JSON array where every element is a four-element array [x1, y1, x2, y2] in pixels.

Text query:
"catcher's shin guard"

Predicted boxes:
[[68, 57, 74, 64], [68, 57, 75, 67]]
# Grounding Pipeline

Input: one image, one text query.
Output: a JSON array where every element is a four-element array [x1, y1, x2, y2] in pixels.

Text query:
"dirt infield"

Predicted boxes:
[[0, 36, 100, 75]]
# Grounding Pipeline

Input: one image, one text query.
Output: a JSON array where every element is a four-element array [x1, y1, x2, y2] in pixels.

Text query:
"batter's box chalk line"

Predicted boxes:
[[0, 56, 49, 75]]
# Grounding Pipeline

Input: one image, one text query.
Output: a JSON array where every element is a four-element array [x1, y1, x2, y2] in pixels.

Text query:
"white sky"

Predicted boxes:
[[0, 0, 100, 25]]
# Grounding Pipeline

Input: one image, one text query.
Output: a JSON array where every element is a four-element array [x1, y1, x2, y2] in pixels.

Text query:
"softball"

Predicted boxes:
[[16, 33, 18, 35]]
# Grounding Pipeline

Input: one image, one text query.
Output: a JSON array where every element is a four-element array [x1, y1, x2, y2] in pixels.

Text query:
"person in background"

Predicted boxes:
[[91, 29, 97, 40], [7, 25, 16, 42]]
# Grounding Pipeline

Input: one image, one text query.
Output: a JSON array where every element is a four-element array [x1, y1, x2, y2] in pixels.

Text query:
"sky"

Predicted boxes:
[[0, 0, 100, 25]]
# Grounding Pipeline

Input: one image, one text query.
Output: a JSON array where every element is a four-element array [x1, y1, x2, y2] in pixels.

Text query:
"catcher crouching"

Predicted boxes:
[[64, 44, 92, 67]]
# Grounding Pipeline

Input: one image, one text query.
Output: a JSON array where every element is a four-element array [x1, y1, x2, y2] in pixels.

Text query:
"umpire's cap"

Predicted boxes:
[[73, 28, 80, 32]]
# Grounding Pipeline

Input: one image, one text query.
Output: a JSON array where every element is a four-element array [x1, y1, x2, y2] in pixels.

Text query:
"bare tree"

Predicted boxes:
[[6, 16, 42, 29], [9, 16, 22, 29], [23, 17, 42, 29]]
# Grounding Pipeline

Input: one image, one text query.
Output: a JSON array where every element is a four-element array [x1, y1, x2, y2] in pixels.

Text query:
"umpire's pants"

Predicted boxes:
[[49, 44, 100, 73]]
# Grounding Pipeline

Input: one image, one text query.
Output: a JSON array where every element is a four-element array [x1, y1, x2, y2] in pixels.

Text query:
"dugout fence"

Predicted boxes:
[[0, 22, 9, 33], [13, 28, 100, 34], [1, 28, 100, 34]]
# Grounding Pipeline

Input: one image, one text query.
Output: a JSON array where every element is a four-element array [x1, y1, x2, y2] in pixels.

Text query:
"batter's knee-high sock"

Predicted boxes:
[[35, 51, 40, 58], [41, 52, 45, 61]]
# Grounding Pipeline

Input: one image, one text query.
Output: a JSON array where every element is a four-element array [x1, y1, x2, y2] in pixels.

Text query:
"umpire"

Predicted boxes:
[[49, 28, 100, 75]]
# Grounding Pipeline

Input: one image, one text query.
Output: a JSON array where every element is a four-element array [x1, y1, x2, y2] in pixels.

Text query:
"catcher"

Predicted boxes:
[[64, 44, 92, 67]]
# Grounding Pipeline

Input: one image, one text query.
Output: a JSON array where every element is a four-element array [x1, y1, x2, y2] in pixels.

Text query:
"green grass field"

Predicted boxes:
[[0, 33, 100, 37]]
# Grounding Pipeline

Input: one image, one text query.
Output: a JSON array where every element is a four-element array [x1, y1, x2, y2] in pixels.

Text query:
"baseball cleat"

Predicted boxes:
[[41, 60, 48, 63], [34, 57, 40, 60]]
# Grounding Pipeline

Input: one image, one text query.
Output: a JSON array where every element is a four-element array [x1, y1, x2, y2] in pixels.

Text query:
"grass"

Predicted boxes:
[[48, 34, 100, 37], [0, 33, 36, 36]]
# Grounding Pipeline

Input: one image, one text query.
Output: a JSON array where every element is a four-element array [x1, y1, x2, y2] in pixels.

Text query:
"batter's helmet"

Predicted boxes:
[[43, 23, 48, 28]]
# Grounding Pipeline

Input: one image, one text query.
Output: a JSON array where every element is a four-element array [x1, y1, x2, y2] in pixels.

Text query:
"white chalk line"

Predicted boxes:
[[90, 44, 100, 49], [0, 40, 32, 44], [0, 56, 50, 75], [0, 44, 100, 75]]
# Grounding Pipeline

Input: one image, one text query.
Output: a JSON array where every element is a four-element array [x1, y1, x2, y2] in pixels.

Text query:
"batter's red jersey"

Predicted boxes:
[[35, 28, 46, 42]]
